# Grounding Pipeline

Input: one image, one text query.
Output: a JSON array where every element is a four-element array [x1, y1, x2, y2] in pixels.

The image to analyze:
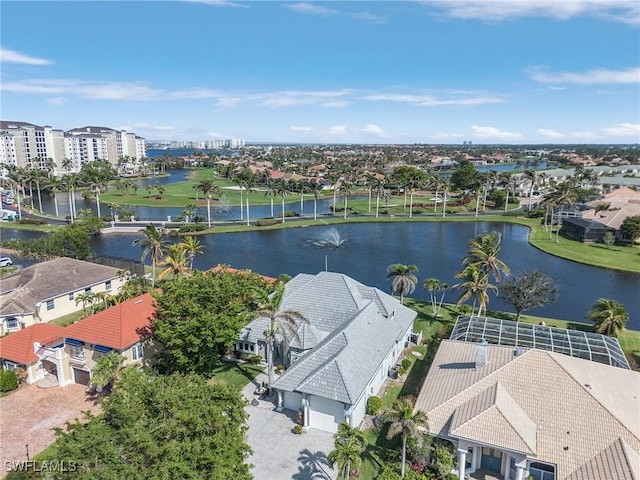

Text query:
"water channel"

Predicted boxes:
[[4, 222, 639, 330]]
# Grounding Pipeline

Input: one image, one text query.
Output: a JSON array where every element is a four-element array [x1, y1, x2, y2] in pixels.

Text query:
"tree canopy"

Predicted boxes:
[[499, 270, 558, 322], [50, 369, 252, 479], [151, 269, 270, 375], [450, 161, 481, 191], [621, 215, 640, 243]]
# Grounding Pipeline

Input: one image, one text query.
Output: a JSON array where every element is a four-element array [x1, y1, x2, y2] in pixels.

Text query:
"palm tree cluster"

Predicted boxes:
[[453, 231, 509, 316]]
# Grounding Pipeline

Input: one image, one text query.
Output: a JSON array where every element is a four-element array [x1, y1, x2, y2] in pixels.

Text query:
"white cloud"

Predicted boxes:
[[601, 123, 640, 137], [363, 93, 505, 106], [472, 125, 523, 140], [419, 1, 640, 25], [359, 124, 386, 137], [329, 125, 348, 136], [0, 48, 53, 65], [46, 97, 67, 106], [537, 128, 565, 139], [528, 66, 640, 84], [286, 3, 338, 15], [286, 2, 386, 23]]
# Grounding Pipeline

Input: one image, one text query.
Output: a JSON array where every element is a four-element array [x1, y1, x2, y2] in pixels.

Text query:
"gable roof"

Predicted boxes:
[[271, 273, 416, 404], [63, 293, 155, 350], [0, 258, 120, 316], [415, 340, 640, 480], [0, 323, 66, 365]]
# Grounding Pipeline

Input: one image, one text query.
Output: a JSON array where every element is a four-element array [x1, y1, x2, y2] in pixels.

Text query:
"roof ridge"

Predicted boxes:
[[547, 352, 640, 444], [493, 383, 537, 454], [297, 332, 350, 391]]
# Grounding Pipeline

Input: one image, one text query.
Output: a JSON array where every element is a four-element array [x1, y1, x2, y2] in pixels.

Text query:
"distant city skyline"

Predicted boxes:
[[1, 1, 639, 145]]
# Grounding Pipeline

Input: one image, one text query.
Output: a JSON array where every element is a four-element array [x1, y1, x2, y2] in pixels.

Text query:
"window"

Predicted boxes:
[[68, 292, 74, 301], [84, 287, 91, 295], [131, 343, 144, 361], [6, 317, 19, 330], [46, 299, 55, 311], [105, 280, 112, 291], [3, 362, 17, 371], [71, 345, 84, 360]]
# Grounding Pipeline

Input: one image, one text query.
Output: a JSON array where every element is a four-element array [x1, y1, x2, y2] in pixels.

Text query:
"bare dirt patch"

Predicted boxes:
[[0, 384, 101, 477]]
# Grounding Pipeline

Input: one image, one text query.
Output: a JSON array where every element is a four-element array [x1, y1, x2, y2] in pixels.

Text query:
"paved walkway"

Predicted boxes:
[[242, 372, 337, 480]]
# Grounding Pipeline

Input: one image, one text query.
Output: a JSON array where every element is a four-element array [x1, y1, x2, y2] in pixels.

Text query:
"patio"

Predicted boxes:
[[467, 469, 504, 480]]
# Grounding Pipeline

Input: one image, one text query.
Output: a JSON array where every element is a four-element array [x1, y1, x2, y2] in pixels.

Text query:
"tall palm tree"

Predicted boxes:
[[587, 298, 628, 338], [453, 264, 498, 316], [195, 178, 218, 228], [462, 231, 510, 282], [384, 397, 429, 478], [386, 264, 419, 304], [133, 224, 171, 287], [430, 175, 444, 212], [44, 175, 64, 217], [341, 181, 353, 219], [499, 172, 513, 213], [277, 179, 289, 224], [157, 243, 190, 280], [90, 180, 106, 218], [522, 169, 537, 211], [328, 423, 366, 480], [179, 235, 204, 270], [423, 278, 448, 317], [548, 181, 578, 243], [264, 179, 278, 218], [308, 181, 322, 221], [441, 179, 450, 218], [252, 281, 309, 387]]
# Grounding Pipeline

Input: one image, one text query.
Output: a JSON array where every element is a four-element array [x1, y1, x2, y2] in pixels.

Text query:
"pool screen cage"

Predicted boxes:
[[450, 315, 630, 369]]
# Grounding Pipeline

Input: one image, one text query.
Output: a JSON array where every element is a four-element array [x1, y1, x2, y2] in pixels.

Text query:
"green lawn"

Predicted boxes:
[[207, 361, 265, 390]]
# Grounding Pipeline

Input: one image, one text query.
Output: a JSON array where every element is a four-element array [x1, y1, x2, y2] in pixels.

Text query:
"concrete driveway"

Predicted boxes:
[[243, 373, 337, 480]]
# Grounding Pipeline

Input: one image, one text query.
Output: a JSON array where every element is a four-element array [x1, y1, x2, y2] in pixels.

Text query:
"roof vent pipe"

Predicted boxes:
[[475, 339, 488, 368]]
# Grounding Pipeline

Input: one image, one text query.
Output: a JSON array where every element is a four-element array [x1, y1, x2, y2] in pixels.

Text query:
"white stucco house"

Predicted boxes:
[[238, 271, 416, 433]]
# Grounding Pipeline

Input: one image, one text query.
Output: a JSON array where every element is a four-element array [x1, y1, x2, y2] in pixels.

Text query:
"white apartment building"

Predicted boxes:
[[0, 121, 146, 175]]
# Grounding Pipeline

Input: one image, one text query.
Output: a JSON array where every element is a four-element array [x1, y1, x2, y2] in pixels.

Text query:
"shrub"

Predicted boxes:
[[256, 218, 280, 227], [366, 395, 382, 415], [0, 369, 18, 392], [16, 218, 47, 225], [244, 354, 262, 365], [275, 364, 285, 374], [401, 358, 412, 370], [178, 224, 206, 233], [292, 424, 303, 434]]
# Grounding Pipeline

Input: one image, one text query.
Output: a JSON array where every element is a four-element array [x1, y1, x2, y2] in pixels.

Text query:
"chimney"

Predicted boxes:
[[475, 339, 488, 368]]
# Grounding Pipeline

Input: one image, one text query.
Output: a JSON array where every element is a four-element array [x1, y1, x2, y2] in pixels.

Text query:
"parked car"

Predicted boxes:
[[0, 256, 13, 267]]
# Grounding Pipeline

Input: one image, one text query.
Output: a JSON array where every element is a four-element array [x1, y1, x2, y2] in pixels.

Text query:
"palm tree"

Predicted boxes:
[[441, 179, 450, 218], [44, 175, 64, 217], [423, 278, 448, 317], [195, 179, 218, 228], [252, 281, 309, 387], [91, 351, 126, 395], [74, 292, 94, 316], [587, 299, 628, 338], [548, 181, 578, 243], [430, 175, 445, 212], [264, 179, 278, 218], [308, 182, 322, 221], [328, 422, 366, 480], [522, 169, 537, 211], [157, 243, 190, 280], [180, 235, 204, 270], [341, 181, 353, 219], [386, 264, 419, 304], [462, 231, 510, 282], [277, 179, 289, 224], [384, 397, 429, 478], [133, 224, 171, 287], [453, 264, 498, 316], [499, 172, 513, 214], [90, 180, 106, 218]]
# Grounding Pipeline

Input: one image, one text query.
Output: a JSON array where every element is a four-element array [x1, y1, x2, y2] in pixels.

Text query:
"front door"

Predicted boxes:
[[481, 447, 503, 473]]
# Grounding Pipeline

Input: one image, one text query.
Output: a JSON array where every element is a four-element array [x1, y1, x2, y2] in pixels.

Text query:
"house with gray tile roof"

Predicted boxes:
[[239, 271, 416, 433], [0, 258, 124, 335], [415, 339, 640, 480]]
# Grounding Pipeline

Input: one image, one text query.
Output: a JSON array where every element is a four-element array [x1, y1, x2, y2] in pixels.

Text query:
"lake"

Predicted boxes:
[[4, 221, 636, 329]]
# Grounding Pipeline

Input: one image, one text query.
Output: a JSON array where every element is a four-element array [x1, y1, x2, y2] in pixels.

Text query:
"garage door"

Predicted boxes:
[[309, 396, 344, 433], [73, 368, 91, 386], [283, 391, 302, 411]]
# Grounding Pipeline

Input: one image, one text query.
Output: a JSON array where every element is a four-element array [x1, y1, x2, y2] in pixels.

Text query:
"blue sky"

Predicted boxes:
[[1, 1, 639, 144]]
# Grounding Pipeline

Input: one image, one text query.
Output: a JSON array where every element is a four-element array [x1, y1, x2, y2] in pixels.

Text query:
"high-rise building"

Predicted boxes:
[[0, 121, 146, 175]]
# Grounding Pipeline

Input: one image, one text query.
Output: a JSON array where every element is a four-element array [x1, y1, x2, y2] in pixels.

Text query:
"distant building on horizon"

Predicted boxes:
[[151, 138, 245, 149], [0, 121, 146, 175]]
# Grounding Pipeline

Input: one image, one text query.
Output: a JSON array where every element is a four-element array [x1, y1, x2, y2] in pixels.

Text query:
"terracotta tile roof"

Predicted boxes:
[[415, 340, 640, 480], [208, 265, 277, 284], [0, 258, 120, 316], [0, 323, 66, 365], [63, 293, 155, 350]]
